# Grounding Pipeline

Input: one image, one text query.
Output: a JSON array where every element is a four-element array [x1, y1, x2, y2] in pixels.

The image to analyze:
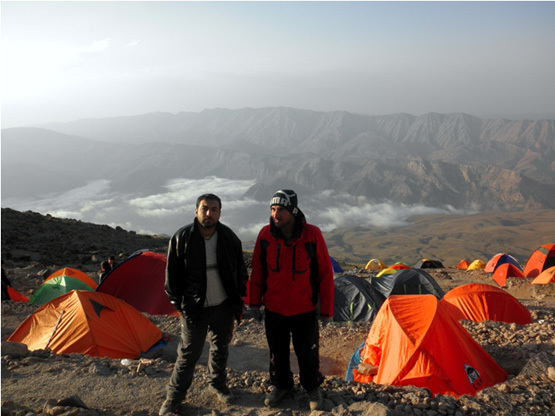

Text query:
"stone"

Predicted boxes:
[[1, 400, 34, 416], [322, 398, 336, 412], [347, 401, 369, 413], [1, 341, 30, 358], [330, 404, 350, 416], [57, 395, 88, 409], [326, 392, 349, 408], [361, 402, 390, 416], [496, 383, 511, 393], [21, 356, 41, 365], [88, 362, 112, 376]]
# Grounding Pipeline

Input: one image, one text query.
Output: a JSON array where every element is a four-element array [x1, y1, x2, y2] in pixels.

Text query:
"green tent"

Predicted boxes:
[[30, 275, 94, 305]]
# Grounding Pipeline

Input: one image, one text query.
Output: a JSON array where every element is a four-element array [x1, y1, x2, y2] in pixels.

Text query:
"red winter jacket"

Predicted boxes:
[[248, 214, 334, 317]]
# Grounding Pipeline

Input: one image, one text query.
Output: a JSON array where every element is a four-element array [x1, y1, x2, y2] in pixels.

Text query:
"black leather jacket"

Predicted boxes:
[[164, 218, 248, 325]]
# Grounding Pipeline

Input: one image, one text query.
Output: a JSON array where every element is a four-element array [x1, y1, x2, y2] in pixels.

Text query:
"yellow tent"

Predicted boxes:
[[365, 259, 386, 270], [467, 259, 486, 270], [376, 268, 397, 277]]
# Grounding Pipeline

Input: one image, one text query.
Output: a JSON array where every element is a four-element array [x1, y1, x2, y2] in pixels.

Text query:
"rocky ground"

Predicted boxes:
[[2, 208, 555, 416]]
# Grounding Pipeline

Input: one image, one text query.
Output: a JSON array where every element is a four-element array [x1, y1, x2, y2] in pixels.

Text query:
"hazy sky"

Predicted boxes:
[[2, 1, 555, 128]]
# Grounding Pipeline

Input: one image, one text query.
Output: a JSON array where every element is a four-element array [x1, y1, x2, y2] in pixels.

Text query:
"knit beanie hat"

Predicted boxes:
[[271, 189, 299, 216]]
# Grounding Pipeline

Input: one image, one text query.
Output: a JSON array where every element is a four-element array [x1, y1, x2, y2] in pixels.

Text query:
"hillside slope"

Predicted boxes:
[[3, 207, 554, 272], [325, 209, 555, 266]]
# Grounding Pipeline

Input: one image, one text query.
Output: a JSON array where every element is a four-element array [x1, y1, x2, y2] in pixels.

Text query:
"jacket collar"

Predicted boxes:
[[269, 209, 306, 240]]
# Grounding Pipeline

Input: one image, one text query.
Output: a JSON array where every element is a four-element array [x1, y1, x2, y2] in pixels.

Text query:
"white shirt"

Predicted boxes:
[[203, 232, 228, 307]]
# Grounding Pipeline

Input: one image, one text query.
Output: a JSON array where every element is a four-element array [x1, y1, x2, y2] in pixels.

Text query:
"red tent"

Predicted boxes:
[[441, 283, 531, 325], [388, 264, 411, 270], [6, 286, 29, 302], [97, 250, 178, 316], [352, 294, 507, 397]]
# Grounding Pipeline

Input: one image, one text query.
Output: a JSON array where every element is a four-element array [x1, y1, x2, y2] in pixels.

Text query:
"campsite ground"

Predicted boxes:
[[1, 209, 554, 415], [2, 262, 555, 416]]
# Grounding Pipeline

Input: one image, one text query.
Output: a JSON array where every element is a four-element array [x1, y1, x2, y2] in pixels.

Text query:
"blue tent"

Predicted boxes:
[[345, 342, 365, 381], [330, 257, 343, 273]]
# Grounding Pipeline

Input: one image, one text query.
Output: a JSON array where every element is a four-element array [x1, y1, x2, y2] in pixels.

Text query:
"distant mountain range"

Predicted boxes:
[[2, 108, 555, 211]]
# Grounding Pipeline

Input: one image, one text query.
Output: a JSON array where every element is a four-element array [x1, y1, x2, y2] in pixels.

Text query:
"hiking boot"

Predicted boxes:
[[208, 385, 235, 404], [159, 399, 180, 415], [264, 387, 289, 407], [308, 388, 322, 411]]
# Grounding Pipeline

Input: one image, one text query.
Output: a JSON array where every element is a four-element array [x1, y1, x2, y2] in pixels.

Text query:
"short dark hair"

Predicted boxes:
[[196, 194, 222, 209]]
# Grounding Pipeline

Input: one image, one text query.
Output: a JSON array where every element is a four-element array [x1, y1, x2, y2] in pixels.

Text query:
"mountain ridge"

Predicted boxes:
[[34, 108, 554, 183], [38, 108, 555, 150], [2, 107, 554, 235]]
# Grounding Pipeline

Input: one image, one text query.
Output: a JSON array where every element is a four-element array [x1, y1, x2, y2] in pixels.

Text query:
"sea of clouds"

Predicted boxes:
[[1, 177, 468, 248]]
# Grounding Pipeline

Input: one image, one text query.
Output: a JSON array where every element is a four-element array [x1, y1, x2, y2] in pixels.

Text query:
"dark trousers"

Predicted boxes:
[[166, 300, 234, 401], [264, 308, 323, 392]]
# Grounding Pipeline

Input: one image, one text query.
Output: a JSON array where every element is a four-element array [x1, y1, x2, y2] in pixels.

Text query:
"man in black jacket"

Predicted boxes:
[[160, 193, 248, 415]]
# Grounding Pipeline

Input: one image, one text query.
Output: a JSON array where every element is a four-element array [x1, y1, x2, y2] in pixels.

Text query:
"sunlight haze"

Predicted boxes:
[[2, 1, 555, 128]]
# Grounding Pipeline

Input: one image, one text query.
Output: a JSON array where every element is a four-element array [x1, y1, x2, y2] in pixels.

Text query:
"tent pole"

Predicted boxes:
[[45, 310, 65, 349]]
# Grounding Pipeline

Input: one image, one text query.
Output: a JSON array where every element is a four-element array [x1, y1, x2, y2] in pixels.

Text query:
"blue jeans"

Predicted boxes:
[[166, 300, 234, 401]]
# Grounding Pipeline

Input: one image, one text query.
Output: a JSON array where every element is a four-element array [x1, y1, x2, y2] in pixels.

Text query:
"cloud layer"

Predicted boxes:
[[2, 178, 471, 246]]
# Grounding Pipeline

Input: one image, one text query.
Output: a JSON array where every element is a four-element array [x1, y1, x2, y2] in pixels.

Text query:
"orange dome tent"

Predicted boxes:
[[45, 267, 98, 290], [523, 243, 555, 278], [8, 290, 162, 359], [441, 283, 531, 325], [456, 260, 470, 269], [492, 263, 525, 287], [352, 295, 507, 397], [531, 266, 555, 285]]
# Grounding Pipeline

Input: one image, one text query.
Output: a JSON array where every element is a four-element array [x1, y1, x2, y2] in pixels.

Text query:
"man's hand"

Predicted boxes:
[[251, 307, 264, 322]]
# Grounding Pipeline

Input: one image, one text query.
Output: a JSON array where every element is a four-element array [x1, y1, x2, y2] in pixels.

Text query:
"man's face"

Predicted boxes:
[[271, 205, 294, 229], [195, 199, 221, 229]]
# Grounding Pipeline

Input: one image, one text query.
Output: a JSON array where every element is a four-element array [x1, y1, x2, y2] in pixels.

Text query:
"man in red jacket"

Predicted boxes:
[[249, 189, 334, 411]]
